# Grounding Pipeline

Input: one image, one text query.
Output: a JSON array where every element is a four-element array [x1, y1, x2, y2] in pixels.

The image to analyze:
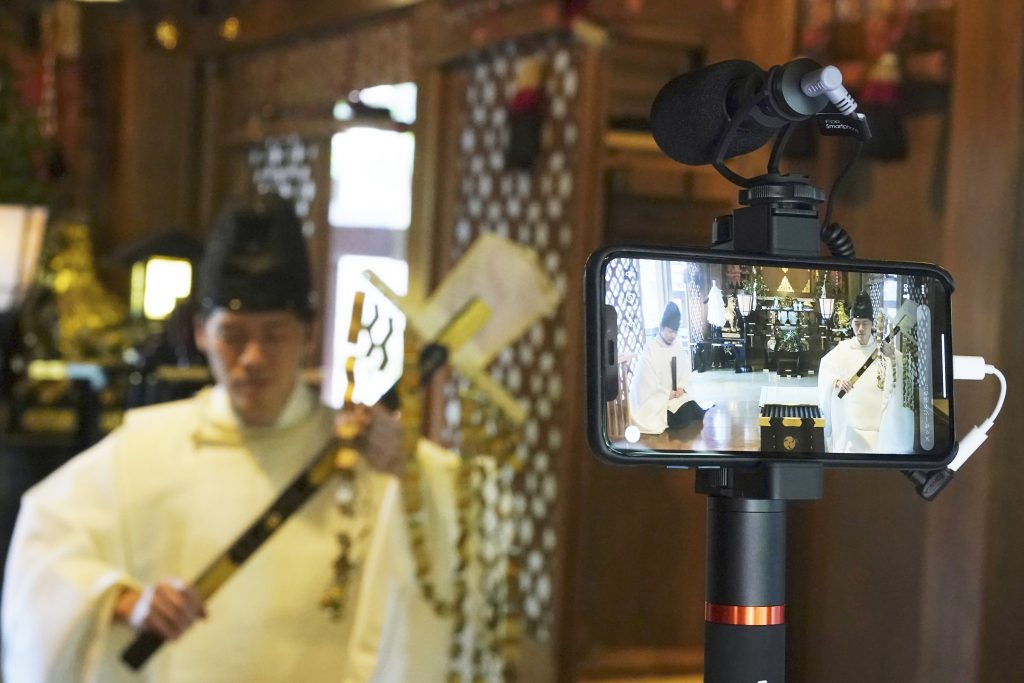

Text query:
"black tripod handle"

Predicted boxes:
[[121, 631, 164, 671], [704, 495, 788, 683], [705, 621, 785, 682]]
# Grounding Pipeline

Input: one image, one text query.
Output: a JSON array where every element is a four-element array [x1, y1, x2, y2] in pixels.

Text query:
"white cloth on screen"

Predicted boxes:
[[629, 334, 693, 434], [706, 280, 726, 328], [1, 383, 457, 683], [817, 337, 914, 454]]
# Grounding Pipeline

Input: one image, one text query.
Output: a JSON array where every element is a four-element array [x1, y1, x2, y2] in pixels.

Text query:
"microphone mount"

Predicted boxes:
[[708, 59, 869, 258], [712, 172, 826, 256]]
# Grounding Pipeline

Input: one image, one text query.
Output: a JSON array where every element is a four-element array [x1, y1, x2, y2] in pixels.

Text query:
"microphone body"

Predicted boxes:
[[650, 58, 830, 166]]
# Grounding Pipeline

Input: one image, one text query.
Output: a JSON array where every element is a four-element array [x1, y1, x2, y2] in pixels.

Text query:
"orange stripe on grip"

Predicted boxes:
[[705, 603, 785, 626]]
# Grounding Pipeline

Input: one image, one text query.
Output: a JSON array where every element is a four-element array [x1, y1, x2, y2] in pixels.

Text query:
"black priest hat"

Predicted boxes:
[[850, 290, 874, 321], [660, 301, 682, 331], [198, 194, 315, 318]]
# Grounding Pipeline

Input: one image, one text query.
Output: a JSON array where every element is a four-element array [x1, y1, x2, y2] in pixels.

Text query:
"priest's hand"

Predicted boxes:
[[114, 579, 207, 640], [335, 404, 405, 477], [879, 340, 896, 359], [834, 377, 854, 394]]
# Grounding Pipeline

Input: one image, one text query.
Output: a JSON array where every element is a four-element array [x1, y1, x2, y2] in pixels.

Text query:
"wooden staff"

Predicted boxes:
[[121, 294, 491, 670], [120, 432, 357, 668]]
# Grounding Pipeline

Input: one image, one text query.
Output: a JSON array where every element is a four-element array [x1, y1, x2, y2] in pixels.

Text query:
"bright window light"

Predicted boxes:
[[356, 83, 418, 125], [0, 205, 46, 312], [638, 259, 666, 333], [329, 128, 414, 230], [669, 261, 686, 292], [330, 255, 408, 407], [883, 277, 898, 320], [142, 257, 192, 320], [333, 101, 355, 121]]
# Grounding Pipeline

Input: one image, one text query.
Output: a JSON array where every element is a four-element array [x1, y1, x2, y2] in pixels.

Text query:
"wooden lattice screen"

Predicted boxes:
[[604, 257, 644, 427], [246, 135, 320, 219], [434, 34, 583, 655], [215, 15, 416, 363], [686, 264, 708, 344]]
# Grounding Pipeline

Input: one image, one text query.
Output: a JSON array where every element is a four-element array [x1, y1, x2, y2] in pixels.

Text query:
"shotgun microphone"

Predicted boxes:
[[650, 58, 846, 166]]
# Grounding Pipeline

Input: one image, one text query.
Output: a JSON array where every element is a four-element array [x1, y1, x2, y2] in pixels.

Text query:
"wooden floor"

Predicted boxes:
[[625, 369, 818, 452]]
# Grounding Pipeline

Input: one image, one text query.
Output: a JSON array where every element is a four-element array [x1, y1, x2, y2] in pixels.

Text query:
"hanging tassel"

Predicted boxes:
[[506, 57, 544, 171], [860, 50, 907, 160], [858, 6, 911, 161]]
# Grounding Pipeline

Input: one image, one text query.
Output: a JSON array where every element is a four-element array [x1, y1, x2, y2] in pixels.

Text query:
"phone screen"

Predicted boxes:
[[591, 251, 955, 467]]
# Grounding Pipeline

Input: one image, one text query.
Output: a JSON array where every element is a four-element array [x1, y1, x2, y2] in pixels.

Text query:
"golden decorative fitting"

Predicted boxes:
[[334, 447, 360, 469], [219, 16, 240, 41], [154, 19, 179, 50], [264, 512, 283, 530]]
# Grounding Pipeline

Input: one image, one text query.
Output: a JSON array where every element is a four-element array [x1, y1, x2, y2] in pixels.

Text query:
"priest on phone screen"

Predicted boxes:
[[629, 302, 708, 435], [817, 291, 915, 454]]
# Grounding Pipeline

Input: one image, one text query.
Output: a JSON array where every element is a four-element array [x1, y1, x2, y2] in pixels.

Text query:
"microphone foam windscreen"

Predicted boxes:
[[650, 60, 776, 165]]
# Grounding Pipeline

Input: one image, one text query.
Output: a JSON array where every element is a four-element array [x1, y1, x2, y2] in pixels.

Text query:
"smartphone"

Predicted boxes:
[[585, 245, 957, 469]]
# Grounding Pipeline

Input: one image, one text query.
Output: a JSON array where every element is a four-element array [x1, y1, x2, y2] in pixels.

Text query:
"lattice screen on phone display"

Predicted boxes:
[[686, 264, 707, 344], [605, 257, 645, 388]]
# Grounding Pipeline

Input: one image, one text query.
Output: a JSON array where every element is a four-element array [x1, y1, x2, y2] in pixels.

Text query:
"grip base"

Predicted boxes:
[[704, 621, 785, 683]]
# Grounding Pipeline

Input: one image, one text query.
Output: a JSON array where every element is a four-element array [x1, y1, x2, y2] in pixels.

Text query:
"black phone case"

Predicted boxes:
[[584, 244, 958, 469]]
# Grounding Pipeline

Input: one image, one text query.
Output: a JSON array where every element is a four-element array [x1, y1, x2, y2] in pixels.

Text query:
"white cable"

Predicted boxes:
[[946, 356, 1006, 472], [801, 65, 858, 115], [984, 365, 1006, 425]]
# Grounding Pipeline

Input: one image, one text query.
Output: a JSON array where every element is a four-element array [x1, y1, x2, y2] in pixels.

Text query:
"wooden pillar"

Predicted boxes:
[[110, 16, 196, 247], [735, 0, 797, 66], [558, 37, 614, 683], [406, 66, 446, 308], [194, 55, 226, 230]]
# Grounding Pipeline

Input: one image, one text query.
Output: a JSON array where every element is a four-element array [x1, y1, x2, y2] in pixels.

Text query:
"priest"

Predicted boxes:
[[817, 291, 914, 454], [1, 194, 455, 682], [629, 302, 708, 434]]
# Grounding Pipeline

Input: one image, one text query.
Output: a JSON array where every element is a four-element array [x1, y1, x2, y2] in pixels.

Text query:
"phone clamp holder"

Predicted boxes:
[[706, 59, 867, 259]]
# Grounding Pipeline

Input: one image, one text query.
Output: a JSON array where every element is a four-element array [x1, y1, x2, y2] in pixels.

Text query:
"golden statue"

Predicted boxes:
[[22, 217, 128, 362]]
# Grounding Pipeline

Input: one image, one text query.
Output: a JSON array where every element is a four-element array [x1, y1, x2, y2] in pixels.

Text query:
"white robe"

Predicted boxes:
[[2, 384, 457, 683], [817, 338, 914, 454], [706, 282, 726, 328], [629, 335, 693, 434]]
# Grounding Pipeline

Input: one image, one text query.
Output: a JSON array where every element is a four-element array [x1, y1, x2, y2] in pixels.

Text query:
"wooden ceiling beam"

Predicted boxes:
[[189, 0, 423, 53]]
